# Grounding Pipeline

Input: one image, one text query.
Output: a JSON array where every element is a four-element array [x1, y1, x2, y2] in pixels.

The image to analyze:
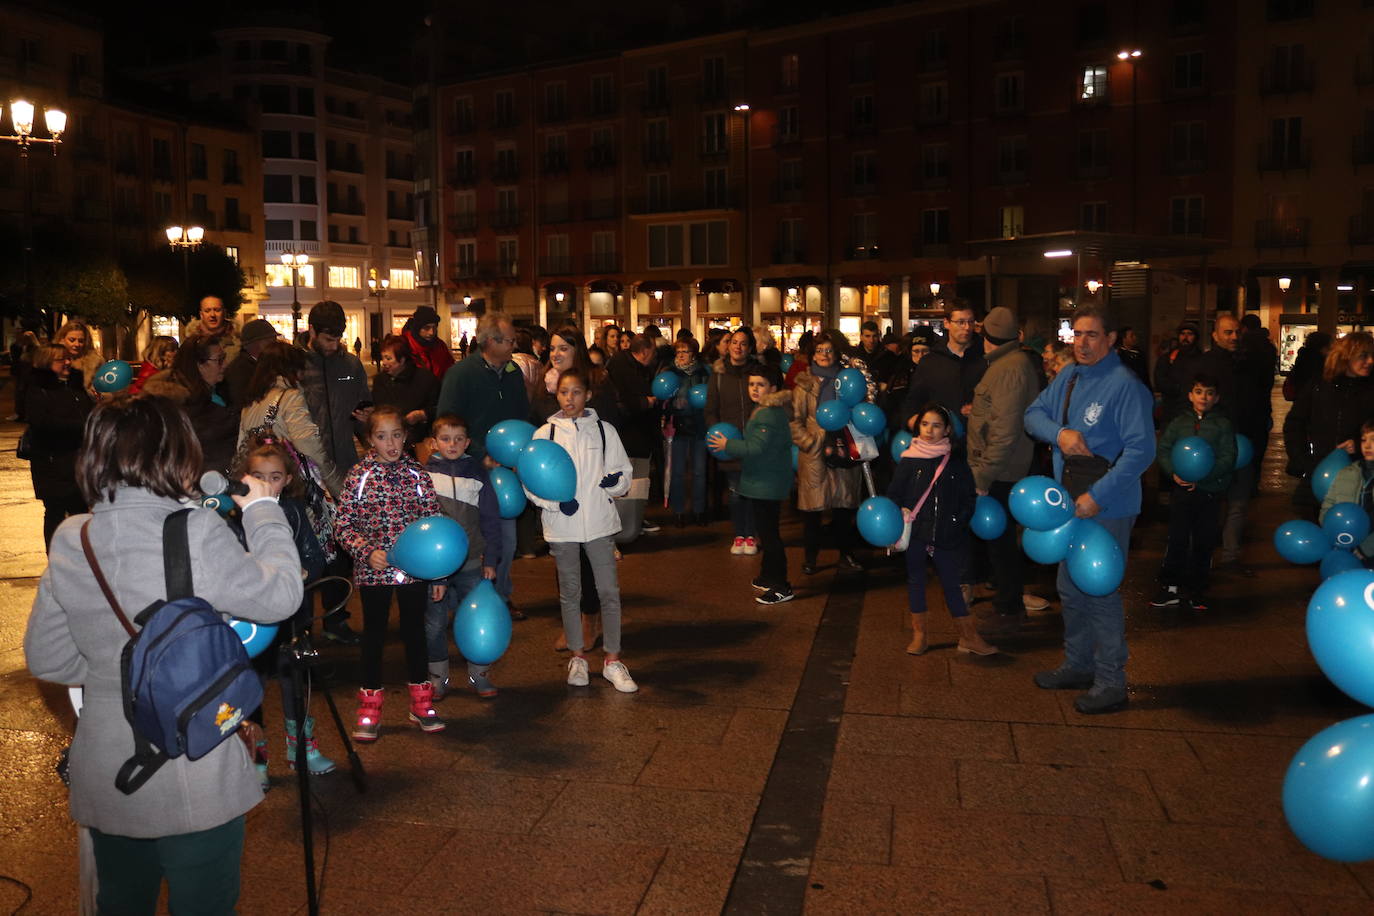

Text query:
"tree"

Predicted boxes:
[[123, 243, 246, 319]]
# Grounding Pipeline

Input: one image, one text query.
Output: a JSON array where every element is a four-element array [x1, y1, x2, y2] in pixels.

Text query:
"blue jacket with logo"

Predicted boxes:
[[1024, 349, 1156, 520]]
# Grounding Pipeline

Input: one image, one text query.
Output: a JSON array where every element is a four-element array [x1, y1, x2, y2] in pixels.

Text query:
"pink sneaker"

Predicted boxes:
[[731, 537, 747, 555], [743, 537, 759, 555]]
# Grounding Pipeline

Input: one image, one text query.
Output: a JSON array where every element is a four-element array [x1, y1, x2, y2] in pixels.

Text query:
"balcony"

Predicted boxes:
[[223, 169, 243, 185], [849, 178, 878, 197], [150, 163, 174, 183], [775, 77, 800, 95], [1166, 217, 1206, 237], [447, 115, 476, 136], [452, 261, 479, 280], [1164, 151, 1207, 175], [845, 242, 882, 260], [496, 259, 519, 279], [1351, 213, 1374, 245], [914, 108, 950, 128], [642, 142, 672, 166], [386, 207, 411, 221], [584, 252, 620, 273], [113, 206, 144, 226], [450, 212, 478, 234], [223, 214, 251, 232], [628, 188, 739, 214], [1260, 61, 1316, 95], [490, 207, 523, 229], [771, 243, 807, 264], [386, 167, 415, 182], [700, 137, 729, 160], [541, 152, 569, 175], [916, 169, 950, 191], [1257, 141, 1311, 173], [1254, 217, 1310, 250], [585, 145, 617, 169], [1075, 161, 1111, 180], [72, 136, 104, 162], [583, 198, 618, 221], [541, 104, 568, 125], [586, 96, 618, 118], [540, 255, 573, 275], [994, 162, 1028, 185], [772, 180, 805, 204], [327, 156, 365, 174], [848, 118, 878, 138], [540, 201, 572, 224], [916, 241, 951, 258], [327, 199, 365, 215], [698, 83, 729, 106], [490, 110, 520, 130], [772, 130, 802, 149], [1354, 134, 1374, 167], [491, 162, 520, 183], [640, 89, 671, 114], [189, 211, 217, 230], [448, 166, 478, 187], [68, 72, 103, 98]]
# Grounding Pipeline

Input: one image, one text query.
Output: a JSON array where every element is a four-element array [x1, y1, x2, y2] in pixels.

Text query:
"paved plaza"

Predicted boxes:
[[2, 385, 1373, 914]]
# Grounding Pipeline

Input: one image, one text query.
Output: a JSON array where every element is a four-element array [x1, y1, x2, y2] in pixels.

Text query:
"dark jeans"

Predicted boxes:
[[91, 815, 245, 915], [801, 508, 856, 562], [726, 469, 756, 538], [669, 434, 708, 514], [906, 543, 970, 618], [988, 480, 1024, 615], [359, 582, 428, 687], [42, 493, 87, 551], [1160, 485, 1224, 594], [752, 498, 788, 589]]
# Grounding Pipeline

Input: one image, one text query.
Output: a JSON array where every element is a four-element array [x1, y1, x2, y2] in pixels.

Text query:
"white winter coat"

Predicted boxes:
[[528, 409, 633, 543]]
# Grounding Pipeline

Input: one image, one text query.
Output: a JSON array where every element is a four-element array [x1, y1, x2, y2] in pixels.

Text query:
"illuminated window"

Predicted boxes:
[[389, 268, 416, 290], [329, 265, 360, 288], [265, 263, 316, 287], [1081, 66, 1108, 100], [224, 246, 239, 264]]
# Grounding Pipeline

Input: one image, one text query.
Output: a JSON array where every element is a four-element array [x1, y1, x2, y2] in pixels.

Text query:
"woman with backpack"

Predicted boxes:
[[24, 394, 304, 914], [238, 340, 343, 497]]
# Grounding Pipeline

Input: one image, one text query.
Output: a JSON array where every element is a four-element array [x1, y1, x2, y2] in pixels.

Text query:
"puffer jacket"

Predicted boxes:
[[238, 380, 343, 496], [528, 408, 633, 543], [1284, 373, 1374, 477], [142, 369, 240, 474], [887, 452, 976, 551], [790, 369, 861, 511], [425, 453, 503, 571], [333, 452, 442, 587], [1321, 462, 1374, 557]]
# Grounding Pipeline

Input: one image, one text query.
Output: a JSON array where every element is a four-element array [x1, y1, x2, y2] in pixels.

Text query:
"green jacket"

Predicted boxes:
[[726, 391, 794, 501], [435, 351, 531, 460], [1320, 462, 1374, 557], [1157, 409, 1236, 493]]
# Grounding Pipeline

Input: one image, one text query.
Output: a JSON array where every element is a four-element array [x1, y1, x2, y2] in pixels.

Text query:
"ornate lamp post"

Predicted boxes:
[[281, 251, 309, 336], [2, 99, 66, 326], [165, 225, 205, 313]]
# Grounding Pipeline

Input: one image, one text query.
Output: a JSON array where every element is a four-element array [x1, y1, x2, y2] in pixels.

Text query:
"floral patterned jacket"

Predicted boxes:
[[334, 451, 442, 586]]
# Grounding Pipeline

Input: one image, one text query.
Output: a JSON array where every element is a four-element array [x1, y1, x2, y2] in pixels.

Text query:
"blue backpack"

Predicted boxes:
[[81, 509, 263, 795]]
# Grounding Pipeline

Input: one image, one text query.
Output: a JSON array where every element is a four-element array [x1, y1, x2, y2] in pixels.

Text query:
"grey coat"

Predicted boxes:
[[24, 490, 304, 838], [967, 340, 1041, 491], [301, 347, 370, 478]]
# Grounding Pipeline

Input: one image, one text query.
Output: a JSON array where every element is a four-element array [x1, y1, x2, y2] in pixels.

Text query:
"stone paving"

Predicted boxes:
[[0, 382, 1371, 914]]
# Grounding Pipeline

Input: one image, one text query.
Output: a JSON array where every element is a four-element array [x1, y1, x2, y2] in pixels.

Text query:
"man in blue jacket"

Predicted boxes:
[[1024, 306, 1155, 714]]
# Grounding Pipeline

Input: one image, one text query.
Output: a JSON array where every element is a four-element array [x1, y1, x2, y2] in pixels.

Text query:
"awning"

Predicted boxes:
[[966, 230, 1225, 261]]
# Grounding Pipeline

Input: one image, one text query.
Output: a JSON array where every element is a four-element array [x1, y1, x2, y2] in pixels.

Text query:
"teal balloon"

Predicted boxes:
[[1307, 569, 1374, 706], [1171, 436, 1216, 483], [1275, 519, 1331, 565], [971, 495, 1007, 540], [1321, 549, 1364, 580], [850, 402, 886, 437], [948, 410, 964, 439], [1022, 517, 1080, 565], [1283, 714, 1374, 862], [652, 371, 681, 399], [488, 466, 527, 519], [835, 368, 867, 406], [1009, 475, 1073, 531], [1314, 449, 1354, 503], [1234, 433, 1254, 470], [688, 383, 708, 409], [201, 493, 234, 516], [706, 422, 741, 460], [487, 420, 536, 468], [1065, 519, 1124, 596], [453, 579, 512, 665], [791, 443, 799, 471], [517, 439, 577, 502], [93, 359, 133, 393], [815, 400, 851, 431], [780, 353, 795, 373], [229, 618, 278, 659], [1324, 502, 1372, 550], [890, 430, 913, 461], [857, 496, 904, 547], [389, 515, 469, 580]]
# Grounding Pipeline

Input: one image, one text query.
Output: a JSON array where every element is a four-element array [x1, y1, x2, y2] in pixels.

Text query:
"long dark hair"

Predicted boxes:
[[551, 325, 608, 389], [77, 394, 201, 504], [245, 340, 307, 405], [167, 333, 223, 402]]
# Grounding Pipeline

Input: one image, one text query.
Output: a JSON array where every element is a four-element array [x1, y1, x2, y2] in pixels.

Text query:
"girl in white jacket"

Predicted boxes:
[[529, 367, 638, 692]]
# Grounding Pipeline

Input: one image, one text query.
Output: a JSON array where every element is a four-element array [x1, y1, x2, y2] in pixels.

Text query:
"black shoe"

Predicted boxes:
[[1073, 686, 1128, 714], [801, 559, 818, 576], [641, 520, 662, 534], [321, 614, 361, 646], [837, 554, 864, 573], [757, 587, 795, 605], [1149, 586, 1181, 608], [1033, 667, 1095, 690]]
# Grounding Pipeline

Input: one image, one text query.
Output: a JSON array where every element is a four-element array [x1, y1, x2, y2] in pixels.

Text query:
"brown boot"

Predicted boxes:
[[955, 616, 998, 656], [905, 613, 929, 655]]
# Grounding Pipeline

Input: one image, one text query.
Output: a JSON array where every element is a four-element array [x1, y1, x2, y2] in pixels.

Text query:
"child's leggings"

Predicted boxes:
[[906, 543, 969, 618], [360, 583, 428, 687]]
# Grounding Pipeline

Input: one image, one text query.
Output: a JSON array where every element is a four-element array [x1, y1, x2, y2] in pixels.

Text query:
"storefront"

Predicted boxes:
[[634, 281, 684, 339], [696, 278, 746, 338], [838, 278, 891, 344], [759, 280, 825, 353], [586, 280, 627, 345]]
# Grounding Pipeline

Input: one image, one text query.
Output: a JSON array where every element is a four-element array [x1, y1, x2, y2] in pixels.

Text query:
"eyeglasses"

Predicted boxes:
[[948, 318, 975, 327], [488, 335, 511, 344]]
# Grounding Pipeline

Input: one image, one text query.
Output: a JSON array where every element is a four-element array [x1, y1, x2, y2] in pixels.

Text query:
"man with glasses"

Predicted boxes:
[[900, 303, 986, 433]]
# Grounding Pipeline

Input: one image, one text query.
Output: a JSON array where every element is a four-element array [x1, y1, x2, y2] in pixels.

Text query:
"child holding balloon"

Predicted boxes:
[[530, 367, 639, 692], [1152, 372, 1236, 612], [334, 407, 447, 740], [888, 403, 996, 655], [1319, 420, 1374, 565], [423, 413, 503, 699]]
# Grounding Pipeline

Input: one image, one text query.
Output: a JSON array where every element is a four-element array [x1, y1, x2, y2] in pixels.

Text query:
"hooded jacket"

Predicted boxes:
[[333, 452, 442, 587], [300, 345, 370, 477], [527, 408, 633, 543], [967, 339, 1041, 490], [424, 453, 503, 571], [790, 370, 861, 511], [1024, 350, 1157, 519], [723, 389, 795, 501], [888, 451, 977, 550], [1157, 408, 1237, 494]]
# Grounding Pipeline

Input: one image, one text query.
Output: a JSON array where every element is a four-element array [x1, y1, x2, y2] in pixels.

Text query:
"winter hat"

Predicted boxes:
[[239, 318, 279, 347], [982, 306, 1018, 344], [409, 305, 440, 329]]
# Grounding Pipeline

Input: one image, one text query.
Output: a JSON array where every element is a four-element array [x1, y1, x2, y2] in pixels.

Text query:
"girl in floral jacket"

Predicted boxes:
[[334, 407, 446, 741]]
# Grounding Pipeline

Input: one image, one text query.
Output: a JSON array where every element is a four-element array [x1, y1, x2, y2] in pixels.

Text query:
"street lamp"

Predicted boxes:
[[734, 102, 753, 324], [1086, 279, 1103, 295], [367, 267, 390, 302], [3, 99, 66, 327], [165, 225, 204, 314], [281, 251, 309, 335], [1117, 49, 1143, 231]]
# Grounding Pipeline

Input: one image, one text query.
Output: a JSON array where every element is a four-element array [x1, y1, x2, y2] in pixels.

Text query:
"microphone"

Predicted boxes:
[[199, 470, 250, 497]]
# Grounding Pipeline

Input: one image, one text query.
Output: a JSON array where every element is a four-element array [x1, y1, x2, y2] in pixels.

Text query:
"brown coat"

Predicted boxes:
[[790, 371, 862, 511]]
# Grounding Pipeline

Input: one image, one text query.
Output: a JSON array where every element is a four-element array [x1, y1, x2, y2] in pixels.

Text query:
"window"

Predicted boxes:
[[779, 53, 800, 92], [453, 97, 475, 131], [646, 118, 670, 161], [1267, 44, 1310, 92], [647, 172, 670, 210], [1170, 121, 1206, 169], [995, 16, 1026, 59], [999, 205, 1024, 238], [494, 146, 517, 180], [1173, 51, 1205, 91], [544, 133, 568, 171], [493, 89, 516, 127], [1078, 128, 1110, 174], [689, 220, 728, 265], [297, 132, 315, 160], [264, 174, 293, 202], [850, 212, 878, 252], [299, 176, 317, 204], [265, 218, 293, 240], [590, 75, 616, 115], [1172, 0, 1207, 30], [225, 246, 239, 264], [189, 143, 207, 180], [1170, 196, 1204, 235], [266, 263, 316, 287], [496, 187, 518, 216], [776, 218, 805, 259], [921, 30, 948, 70], [592, 232, 616, 271], [1267, 0, 1313, 20], [235, 40, 251, 61], [777, 105, 800, 142], [389, 268, 416, 290], [646, 65, 669, 107], [851, 151, 877, 193], [702, 55, 727, 100], [702, 113, 727, 154], [1268, 116, 1305, 167], [224, 197, 242, 230], [704, 167, 729, 207], [921, 143, 950, 184], [997, 136, 1028, 181], [544, 81, 567, 121], [456, 242, 477, 274], [260, 40, 287, 61], [649, 224, 684, 267], [153, 192, 172, 221], [547, 234, 570, 261], [1081, 66, 1108, 101], [454, 148, 476, 180], [851, 95, 875, 131], [1079, 201, 1108, 231], [329, 266, 361, 288], [995, 72, 1024, 113], [851, 40, 874, 82], [778, 158, 804, 196], [259, 85, 291, 113], [297, 87, 315, 116], [300, 219, 317, 241], [222, 149, 241, 183], [919, 83, 948, 123], [497, 240, 518, 275], [921, 208, 951, 246]]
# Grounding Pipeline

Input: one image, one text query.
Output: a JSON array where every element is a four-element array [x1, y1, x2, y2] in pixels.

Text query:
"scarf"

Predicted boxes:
[[900, 436, 952, 460], [810, 361, 840, 404]]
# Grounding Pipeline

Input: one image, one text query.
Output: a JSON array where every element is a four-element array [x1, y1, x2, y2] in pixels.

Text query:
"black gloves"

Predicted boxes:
[[559, 499, 579, 516], [599, 472, 623, 489]]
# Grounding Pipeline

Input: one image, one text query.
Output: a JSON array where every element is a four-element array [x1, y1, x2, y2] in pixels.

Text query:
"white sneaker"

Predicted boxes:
[[731, 537, 746, 555], [567, 656, 590, 687], [602, 660, 638, 693], [742, 537, 759, 556]]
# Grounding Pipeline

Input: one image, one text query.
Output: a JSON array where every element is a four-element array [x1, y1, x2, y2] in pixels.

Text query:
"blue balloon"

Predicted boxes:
[[1307, 569, 1374, 706], [688, 383, 708, 410], [1275, 519, 1331, 565], [971, 494, 1007, 540], [1009, 476, 1074, 531], [849, 402, 886, 437], [1172, 436, 1216, 483], [1324, 502, 1372, 550], [1065, 519, 1124, 596], [453, 579, 512, 665], [487, 420, 536, 468], [857, 496, 905, 548], [1022, 517, 1081, 565], [1284, 714, 1374, 862], [890, 430, 913, 461], [201, 493, 234, 516], [706, 422, 741, 460], [791, 443, 799, 471], [228, 618, 278, 659], [1320, 548, 1364, 580], [488, 466, 527, 519], [835, 368, 867, 406], [780, 353, 795, 373], [652, 371, 681, 400], [948, 410, 964, 440], [93, 359, 133, 393], [1314, 449, 1354, 503], [517, 439, 577, 502], [815, 400, 851, 431], [1234, 433, 1254, 470], [389, 515, 469, 580]]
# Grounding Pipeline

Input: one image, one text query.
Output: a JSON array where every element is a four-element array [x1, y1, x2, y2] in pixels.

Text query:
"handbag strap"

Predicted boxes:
[[908, 453, 950, 519], [162, 509, 194, 601], [81, 520, 136, 638]]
